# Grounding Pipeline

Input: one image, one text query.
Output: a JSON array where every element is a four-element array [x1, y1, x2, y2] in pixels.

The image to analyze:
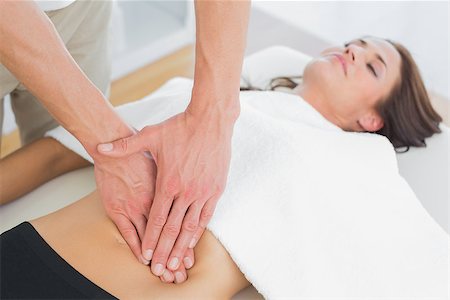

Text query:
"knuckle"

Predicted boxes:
[[164, 177, 179, 197], [208, 182, 225, 197], [183, 181, 198, 200], [151, 253, 166, 263], [182, 220, 198, 233], [183, 187, 194, 201], [169, 205, 184, 217], [107, 204, 124, 216], [163, 224, 180, 238], [119, 138, 129, 153], [198, 182, 224, 200], [118, 228, 138, 245], [119, 226, 136, 237], [200, 209, 213, 222], [152, 215, 167, 227], [188, 201, 201, 212], [131, 180, 146, 195], [161, 189, 172, 199]]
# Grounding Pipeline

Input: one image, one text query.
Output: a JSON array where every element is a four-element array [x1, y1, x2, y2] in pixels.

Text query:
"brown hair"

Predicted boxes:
[[241, 40, 442, 152], [375, 40, 442, 152]]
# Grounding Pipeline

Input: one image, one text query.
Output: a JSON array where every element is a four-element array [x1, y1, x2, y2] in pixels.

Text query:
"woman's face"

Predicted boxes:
[[302, 37, 402, 131]]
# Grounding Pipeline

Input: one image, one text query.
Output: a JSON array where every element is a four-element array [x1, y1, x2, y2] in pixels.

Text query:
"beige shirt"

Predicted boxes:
[[35, 0, 75, 11]]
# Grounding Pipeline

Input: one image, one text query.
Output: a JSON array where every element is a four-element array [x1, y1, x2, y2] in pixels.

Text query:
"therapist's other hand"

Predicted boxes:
[[97, 108, 236, 276], [93, 148, 156, 265], [159, 247, 195, 284]]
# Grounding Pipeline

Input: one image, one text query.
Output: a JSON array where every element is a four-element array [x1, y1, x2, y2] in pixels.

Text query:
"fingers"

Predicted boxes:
[[150, 197, 187, 275], [191, 197, 217, 247], [157, 243, 196, 284], [191, 226, 205, 250], [168, 249, 195, 284], [155, 197, 214, 272], [159, 262, 188, 284], [183, 247, 195, 270], [112, 213, 148, 265], [173, 260, 188, 284], [160, 268, 174, 283], [130, 213, 147, 242], [141, 185, 173, 272], [97, 127, 152, 158], [166, 203, 201, 271]]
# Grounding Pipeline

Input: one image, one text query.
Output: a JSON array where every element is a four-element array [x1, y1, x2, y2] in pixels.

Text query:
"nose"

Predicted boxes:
[[345, 44, 370, 67], [344, 45, 357, 63]]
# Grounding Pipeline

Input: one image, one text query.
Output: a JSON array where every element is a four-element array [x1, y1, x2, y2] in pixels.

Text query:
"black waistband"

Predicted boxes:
[[1, 221, 116, 299]]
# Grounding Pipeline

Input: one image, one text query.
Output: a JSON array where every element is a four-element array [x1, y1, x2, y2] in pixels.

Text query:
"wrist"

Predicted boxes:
[[190, 59, 242, 123], [186, 101, 240, 128], [188, 89, 241, 125], [63, 88, 136, 160]]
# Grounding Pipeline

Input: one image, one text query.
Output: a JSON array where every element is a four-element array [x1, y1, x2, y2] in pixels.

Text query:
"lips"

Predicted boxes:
[[333, 54, 347, 75]]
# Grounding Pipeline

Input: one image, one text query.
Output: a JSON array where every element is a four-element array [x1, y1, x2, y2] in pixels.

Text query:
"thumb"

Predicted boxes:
[[97, 130, 147, 158]]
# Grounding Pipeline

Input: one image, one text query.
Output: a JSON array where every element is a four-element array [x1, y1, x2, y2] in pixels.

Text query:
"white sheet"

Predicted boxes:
[[241, 45, 450, 235], [46, 77, 449, 299]]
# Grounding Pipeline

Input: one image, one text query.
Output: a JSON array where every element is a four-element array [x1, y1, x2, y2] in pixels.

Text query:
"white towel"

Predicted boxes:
[[46, 78, 449, 299]]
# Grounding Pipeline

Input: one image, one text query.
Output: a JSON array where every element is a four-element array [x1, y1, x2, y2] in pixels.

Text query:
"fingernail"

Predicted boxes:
[[162, 269, 173, 282], [140, 256, 149, 265], [143, 249, 153, 261], [168, 257, 179, 270], [189, 238, 196, 249], [98, 143, 113, 152], [153, 263, 164, 276], [183, 257, 193, 269], [175, 272, 185, 284]]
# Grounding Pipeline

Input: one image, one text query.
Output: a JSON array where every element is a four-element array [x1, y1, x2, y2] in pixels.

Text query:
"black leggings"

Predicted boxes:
[[0, 222, 116, 299]]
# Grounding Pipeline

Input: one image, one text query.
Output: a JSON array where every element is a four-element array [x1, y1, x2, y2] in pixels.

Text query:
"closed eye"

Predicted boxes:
[[345, 42, 377, 77], [367, 63, 377, 77]]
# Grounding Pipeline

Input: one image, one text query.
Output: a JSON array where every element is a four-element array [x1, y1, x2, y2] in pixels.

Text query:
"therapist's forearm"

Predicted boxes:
[[188, 0, 250, 121], [0, 1, 132, 156]]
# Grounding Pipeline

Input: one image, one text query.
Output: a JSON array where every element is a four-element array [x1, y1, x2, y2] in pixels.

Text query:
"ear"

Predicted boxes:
[[358, 111, 384, 132]]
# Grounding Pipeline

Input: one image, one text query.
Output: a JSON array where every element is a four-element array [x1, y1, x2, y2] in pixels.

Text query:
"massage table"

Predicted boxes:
[[1, 46, 448, 299]]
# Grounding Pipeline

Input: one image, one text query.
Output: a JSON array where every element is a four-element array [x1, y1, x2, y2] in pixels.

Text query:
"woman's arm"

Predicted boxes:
[[0, 137, 90, 204]]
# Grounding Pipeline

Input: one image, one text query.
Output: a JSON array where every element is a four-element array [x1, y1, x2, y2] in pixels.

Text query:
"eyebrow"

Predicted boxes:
[[358, 38, 387, 70]]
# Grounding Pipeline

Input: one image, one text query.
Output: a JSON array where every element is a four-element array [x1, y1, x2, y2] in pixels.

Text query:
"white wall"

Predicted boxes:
[[253, 1, 449, 99], [2, 1, 448, 135]]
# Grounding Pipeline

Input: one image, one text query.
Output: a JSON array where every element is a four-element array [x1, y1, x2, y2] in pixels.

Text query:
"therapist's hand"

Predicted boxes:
[[159, 247, 195, 284], [97, 108, 236, 276], [93, 149, 155, 265]]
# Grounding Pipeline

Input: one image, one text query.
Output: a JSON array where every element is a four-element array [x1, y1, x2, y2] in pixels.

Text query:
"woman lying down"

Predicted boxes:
[[1, 36, 449, 299]]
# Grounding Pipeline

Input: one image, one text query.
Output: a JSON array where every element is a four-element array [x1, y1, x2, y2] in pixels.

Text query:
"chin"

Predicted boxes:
[[303, 59, 339, 92]]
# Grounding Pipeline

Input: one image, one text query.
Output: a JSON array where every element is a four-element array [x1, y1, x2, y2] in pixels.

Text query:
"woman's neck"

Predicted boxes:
[[294, 83, 347, 130]]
